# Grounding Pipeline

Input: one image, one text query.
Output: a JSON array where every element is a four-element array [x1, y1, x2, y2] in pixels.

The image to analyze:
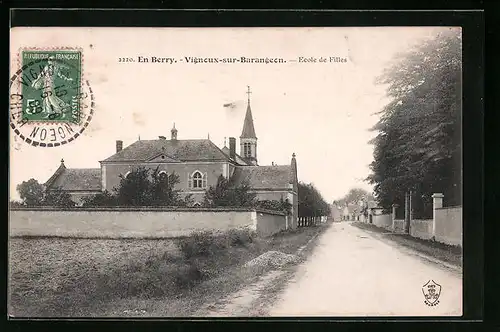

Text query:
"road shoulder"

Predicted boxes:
[[350, 222, 462, 274], [194, 223, 332, 317]]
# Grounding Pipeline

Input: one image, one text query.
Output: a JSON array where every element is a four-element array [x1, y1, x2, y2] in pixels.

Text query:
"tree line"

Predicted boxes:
[[332, 188, 374, 219], [298, 182, 331, 217], [12, 167, 331, 217], [367, 28, 462, 218]]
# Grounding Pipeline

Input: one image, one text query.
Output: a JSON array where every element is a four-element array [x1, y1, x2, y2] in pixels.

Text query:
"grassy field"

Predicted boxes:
[[9, 224, 329, 317], [351, 222, 462, 267]]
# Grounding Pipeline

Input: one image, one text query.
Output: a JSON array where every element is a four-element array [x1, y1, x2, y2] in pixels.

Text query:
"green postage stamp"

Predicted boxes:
[[10, 48, 95, 147], [20, 50, 82, 123]]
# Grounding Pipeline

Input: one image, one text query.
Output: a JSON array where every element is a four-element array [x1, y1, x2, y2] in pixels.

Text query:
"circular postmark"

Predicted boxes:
[[9, 49, 95, 147]]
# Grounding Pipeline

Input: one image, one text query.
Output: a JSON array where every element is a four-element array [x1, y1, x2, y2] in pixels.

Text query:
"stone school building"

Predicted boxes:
[[44, 91, 299, 222]]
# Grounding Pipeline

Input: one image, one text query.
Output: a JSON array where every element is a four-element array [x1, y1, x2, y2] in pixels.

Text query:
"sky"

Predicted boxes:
[[9, 26, 450, 202]]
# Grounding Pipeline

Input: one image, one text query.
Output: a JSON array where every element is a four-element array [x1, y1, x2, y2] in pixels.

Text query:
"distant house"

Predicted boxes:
[[342, 203, 362, 221], [368, 201, 383, 215], [330, 204, 343, 221], [366, 200, 383, 223]]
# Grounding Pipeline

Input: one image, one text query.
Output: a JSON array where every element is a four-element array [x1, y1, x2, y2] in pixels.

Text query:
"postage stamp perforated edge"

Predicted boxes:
[[10, 46, 96, 148], [15, 46, 85, 126]]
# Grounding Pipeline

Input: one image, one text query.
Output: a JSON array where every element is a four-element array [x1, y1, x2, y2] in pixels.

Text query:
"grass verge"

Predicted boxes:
[[351, 222, 462, 268], [9, 224, 329, 317]]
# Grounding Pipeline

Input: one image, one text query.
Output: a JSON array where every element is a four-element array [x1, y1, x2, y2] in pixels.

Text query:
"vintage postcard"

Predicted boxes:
[[9, 26, 462, 317]]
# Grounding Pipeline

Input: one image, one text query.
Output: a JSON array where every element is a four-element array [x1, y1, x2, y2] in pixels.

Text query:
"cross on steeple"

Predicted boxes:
[[246, 85, 252, 104]]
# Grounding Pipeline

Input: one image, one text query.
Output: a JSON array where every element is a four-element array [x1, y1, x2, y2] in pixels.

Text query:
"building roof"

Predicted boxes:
[[343, 203, 361, 214], [230, 165, 293, 190], [221, 146, 250, 165], [46, 167, 102, 191], [240, 103, 257, 139], [101, 139, 232, 163]]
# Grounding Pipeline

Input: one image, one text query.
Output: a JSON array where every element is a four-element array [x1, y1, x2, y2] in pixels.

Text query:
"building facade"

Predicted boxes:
[[45, 88, 299, 226]]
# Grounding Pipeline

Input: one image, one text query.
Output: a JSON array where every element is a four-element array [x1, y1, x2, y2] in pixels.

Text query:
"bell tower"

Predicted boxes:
[[171, 123, 178, 140], [240, 86, 258, 165]]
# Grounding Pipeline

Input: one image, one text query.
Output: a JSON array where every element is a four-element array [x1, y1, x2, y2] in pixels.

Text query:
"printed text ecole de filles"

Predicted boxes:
[[117, 56, 348, 64]]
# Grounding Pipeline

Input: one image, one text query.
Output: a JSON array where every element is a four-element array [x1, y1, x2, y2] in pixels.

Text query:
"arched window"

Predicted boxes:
[[189, 170, 207, 189], [243, 142, 252, 157], [158, 170, 168, 180], [193, 171, 203, 188]]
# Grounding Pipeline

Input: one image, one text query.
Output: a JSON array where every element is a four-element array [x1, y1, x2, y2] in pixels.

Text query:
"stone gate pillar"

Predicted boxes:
[[431, 193, 444, 238], [404, 192, 411, 234], [392, 204, 399, 231]]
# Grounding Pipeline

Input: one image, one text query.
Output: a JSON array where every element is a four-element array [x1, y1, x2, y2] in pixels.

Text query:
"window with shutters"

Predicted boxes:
[[189, 170, 207, 189], [193, 172, 203, 188]]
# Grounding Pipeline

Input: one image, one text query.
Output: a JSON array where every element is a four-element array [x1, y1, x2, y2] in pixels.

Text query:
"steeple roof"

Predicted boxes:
[[240, 103, 257, 139]]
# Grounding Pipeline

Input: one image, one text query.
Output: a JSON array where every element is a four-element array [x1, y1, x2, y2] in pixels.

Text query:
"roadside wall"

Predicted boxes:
[[434, 207, 462, 246], [372, 214, 392, 229], [393, 219, 405, 233], [363, 200, 462, 247], [410, 219, 433, 240], [255, 210, 288, 237], [9, 207, 287, 238]]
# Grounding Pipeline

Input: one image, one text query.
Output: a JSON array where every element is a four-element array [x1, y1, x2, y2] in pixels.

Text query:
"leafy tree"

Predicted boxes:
[[334, 188, 374, 207], [81, 190, 116, 207], [231, 180, 257, 207], [203, 175, 257, 207], [114, 167, 153, 206], [180, 194, 195, 207], [43, 187, 76, 207], [367, 28, 462, 218], [298, 182, 331, 217], [16, 178, 44, 206], [10, 200, 25, 208], [150, 168, 182, 206], [256, 198, 292, 215], [84, 167, 185, 207], [203, 175, 230, 207]]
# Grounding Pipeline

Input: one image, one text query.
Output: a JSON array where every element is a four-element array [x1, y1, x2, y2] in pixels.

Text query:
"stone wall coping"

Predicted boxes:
[[9, 206, 285, 215], [435, 206, 462, 210]]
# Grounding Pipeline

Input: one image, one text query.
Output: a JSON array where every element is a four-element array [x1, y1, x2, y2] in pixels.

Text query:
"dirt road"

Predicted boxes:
[[269, 222, 462, 316]]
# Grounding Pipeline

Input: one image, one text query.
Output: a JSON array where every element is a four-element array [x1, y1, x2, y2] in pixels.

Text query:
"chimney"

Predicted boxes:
[[116, 140, 123, 153], [229, 137, 236, 160]]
